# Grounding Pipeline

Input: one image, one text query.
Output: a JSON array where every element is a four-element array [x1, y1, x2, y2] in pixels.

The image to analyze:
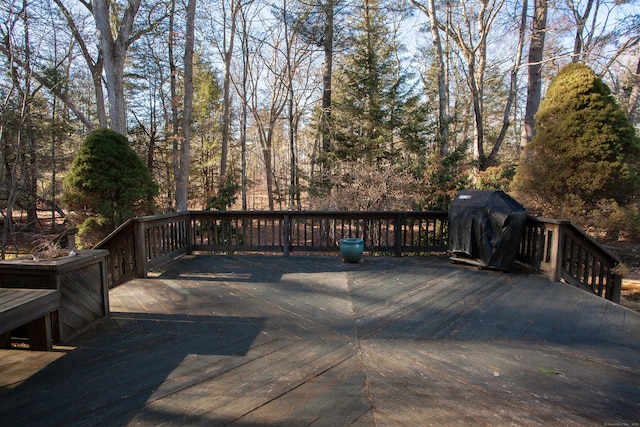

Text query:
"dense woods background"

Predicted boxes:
[[0, 0, 639, 250]]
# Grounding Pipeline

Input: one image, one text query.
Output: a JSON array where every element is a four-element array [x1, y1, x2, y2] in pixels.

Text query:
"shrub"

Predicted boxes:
[[416, 146, 470, 211], [475, 164, 514, 192], [206, 175, 240, 211], [63, 128, 158, 245], [310, 161, 418, 211], [590, 200, 640, 240], [513, 63, 640, 230]]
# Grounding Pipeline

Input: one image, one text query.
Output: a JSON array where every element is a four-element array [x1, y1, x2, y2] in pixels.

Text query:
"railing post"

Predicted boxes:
[[186, 215, 193, 255], [609, 275, 622, 303], [134, 220, 149, 278], [283, 214, 290, 257], [394, 214, 403, 257], [544, 222, 564, 282]]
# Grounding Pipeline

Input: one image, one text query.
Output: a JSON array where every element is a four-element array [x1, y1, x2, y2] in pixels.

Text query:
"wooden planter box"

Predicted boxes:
[[0, 250, 110, 344]]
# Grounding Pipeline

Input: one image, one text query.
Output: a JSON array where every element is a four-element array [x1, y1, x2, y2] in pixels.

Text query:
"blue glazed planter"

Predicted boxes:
[[339, 238, 364, 263]]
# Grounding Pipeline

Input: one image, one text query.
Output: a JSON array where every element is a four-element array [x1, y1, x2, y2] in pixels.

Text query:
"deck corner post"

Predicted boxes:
[[134, 220, 149, 278], [546, 222, 564, 282], [609, 274, 622, 304]]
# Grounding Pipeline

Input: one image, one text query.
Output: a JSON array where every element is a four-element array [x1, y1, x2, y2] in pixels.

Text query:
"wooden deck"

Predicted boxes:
[[1, 255, 639, 426]]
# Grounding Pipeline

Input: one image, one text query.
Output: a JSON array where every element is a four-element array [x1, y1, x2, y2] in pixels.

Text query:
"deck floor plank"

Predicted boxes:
[[1, 255, 638, 426], [123, 339, 360, 426]]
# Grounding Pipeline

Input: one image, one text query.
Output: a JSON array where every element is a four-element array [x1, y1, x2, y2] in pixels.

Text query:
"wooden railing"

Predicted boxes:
[[95, 212, 191, 286], [96, 211, 622, 303], [516, 217, 622, 302], [96, 211, 448, 288], [190, 211, 449, 255]]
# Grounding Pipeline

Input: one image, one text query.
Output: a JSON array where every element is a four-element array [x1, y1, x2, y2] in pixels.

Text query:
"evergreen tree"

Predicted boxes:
[[329, 0, 427, 165], [513, 63, 640, 233], [63, 128, 159, 245], [192, 57, 225, 206]]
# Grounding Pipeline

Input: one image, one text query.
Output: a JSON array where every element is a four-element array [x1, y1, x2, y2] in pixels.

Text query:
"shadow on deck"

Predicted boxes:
[[1, 255, 639, 426]]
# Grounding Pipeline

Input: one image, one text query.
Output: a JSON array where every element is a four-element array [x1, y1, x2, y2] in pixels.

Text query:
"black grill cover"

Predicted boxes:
[[448, 190, 527, 269]]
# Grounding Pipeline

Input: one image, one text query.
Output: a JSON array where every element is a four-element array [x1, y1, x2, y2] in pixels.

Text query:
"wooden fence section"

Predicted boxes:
[[96, 211, 622, 302], [190, 211, 449, 256]]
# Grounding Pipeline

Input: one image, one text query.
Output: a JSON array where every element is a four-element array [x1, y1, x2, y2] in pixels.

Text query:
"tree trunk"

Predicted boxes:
[[91, 64, 108, 129], [312, 0, 334, 189], [240, 7, 250, 211], [220, 0, 240, 185], [176, 0, 197, 212], [487, 0, 528, 165], [321, 0, 334, 155], [411, 0, 449, 154], [22, 0, 38, 230], [468, 60, 487, 170], [520, 0, 548, 149], [283, 0, 298, 210], [262, 129, 276, 211], [571, 0, 594, 62], [92, 0, 141, 136], [169, 0, 180, 209], [628, 56, 640, 124]]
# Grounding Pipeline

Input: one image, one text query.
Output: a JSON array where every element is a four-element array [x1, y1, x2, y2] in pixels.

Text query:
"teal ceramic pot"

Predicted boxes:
[[339, 238, 364, 263]]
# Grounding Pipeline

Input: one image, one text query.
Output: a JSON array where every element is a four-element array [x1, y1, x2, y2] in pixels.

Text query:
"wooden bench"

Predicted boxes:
[[0, 288, 59, 351]]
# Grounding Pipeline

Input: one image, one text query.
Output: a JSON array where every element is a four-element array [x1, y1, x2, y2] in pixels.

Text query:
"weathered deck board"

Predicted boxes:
[[1, 255, 638, 426]]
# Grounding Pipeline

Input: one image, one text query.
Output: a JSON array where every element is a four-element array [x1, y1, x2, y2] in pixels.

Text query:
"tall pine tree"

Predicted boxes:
[[329, 0, 427, 165]]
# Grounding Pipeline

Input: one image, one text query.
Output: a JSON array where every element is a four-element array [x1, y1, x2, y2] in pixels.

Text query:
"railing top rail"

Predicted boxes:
[[95, 212, 191, 248], [527, 216, 620, 265], [127, 211, 192, 223], [526, 216, 572, 225], [188, 210, 448, 217], [94, 220, 135, 249], [96, 210, 449, 248]]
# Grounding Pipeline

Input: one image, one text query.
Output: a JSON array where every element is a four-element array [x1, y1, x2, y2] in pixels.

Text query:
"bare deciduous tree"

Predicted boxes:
[[91, 0, 142, 135], [53, 0, 107, 128], [521, 0, 548, 149], [628, 56, 640, 124], [411, 0, 449, 154], [176, 0, 197, 211]]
